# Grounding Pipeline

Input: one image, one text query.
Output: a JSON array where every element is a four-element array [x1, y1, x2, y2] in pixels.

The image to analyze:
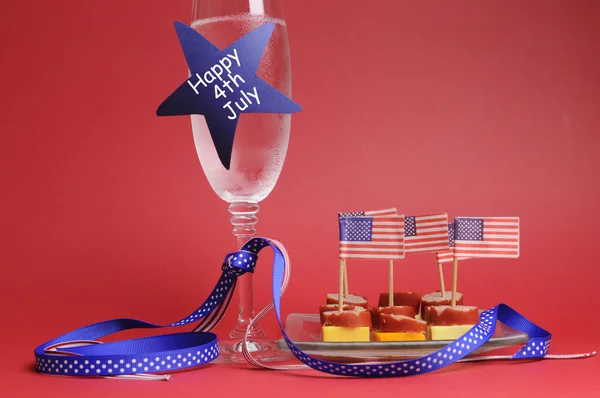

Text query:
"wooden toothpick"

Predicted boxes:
[[438, 262, 446, 296], [451, 257, 459, 308], [343, 259, 349, 298], [338, 258, 345, 312], [388, 260, 394, 306]]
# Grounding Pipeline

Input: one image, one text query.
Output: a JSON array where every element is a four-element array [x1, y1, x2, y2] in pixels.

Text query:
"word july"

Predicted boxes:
[[186, 48, 260, 120]]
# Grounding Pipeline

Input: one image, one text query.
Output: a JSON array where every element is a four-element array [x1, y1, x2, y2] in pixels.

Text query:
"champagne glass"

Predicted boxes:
[[189, 0, 293, 362]]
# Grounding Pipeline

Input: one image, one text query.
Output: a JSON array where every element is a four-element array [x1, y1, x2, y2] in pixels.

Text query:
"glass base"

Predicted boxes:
[[217, 339, 292, 363], [215, 321, 294, 364], [216, 202, 293, 363]]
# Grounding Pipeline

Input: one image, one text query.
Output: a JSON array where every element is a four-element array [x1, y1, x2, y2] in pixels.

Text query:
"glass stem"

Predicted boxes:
[[228, 201, 264, 339]]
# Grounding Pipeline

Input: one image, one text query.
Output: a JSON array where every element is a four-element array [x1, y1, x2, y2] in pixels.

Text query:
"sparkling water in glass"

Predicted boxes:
[[189, 0, 294, 362]]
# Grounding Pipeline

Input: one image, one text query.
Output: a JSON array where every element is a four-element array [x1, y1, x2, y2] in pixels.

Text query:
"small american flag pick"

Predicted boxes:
[[436, 222, 455, 263], [453, 217, 520, 258], [338, 208, 397, 219], [338, 214, 405, 260], [247, 238, 570, 378], [404, 213, 449, 253]]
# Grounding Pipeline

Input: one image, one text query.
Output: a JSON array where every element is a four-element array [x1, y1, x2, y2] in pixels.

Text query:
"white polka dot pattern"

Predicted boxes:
[[172, 273, 236, 327], [35, 238, 554, 379], [35, 345, 219, 376], [241, 238, 268, 271], [278, 305, 551, 377], [34, 240, 259, 377], [259, 236, 554, 378], [222, 250, 259, 277], [516, 338, 551, 359]]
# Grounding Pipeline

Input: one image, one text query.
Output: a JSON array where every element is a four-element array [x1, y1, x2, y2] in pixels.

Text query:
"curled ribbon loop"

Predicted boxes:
[[33, 253, 253, 378]]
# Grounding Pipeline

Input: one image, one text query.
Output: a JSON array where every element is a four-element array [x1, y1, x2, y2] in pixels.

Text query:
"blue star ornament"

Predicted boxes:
[[157, 21, 302, 170]]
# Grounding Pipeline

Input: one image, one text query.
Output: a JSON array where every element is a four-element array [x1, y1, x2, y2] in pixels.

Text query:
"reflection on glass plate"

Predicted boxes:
[[276, 313, 528, 362]]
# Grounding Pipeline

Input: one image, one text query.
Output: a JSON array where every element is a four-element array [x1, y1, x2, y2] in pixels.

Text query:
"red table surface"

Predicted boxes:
[[2, 0, 600, 396], [2, 339, 599, 397]]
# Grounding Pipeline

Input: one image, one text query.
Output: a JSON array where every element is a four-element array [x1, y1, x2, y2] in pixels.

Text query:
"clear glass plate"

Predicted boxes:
[[276, 313, 528, 362]]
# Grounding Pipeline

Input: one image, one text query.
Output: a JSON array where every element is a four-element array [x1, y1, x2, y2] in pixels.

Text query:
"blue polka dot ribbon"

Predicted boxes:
[[244, 237, 553, 377], [33, 246, 266, 377], [34, 237, 555, 379]]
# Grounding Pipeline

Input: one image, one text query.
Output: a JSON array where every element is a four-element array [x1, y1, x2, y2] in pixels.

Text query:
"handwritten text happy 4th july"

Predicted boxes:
[[186, 48, 260, 120]]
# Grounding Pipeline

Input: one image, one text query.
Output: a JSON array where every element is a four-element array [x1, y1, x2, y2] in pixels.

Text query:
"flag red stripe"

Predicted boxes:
[[340, 252, 404, 259], [454, 250, 518, 255], [455, 243, 518, 249], [340, 250, 403, 254], [414, 219, 447, 224], [482, 217, 519, 223], [406, 235, 448, 242], [411, 230, 447, 237], [340, 253, 404, 256], [368, 211, 397, 216], [415, 214, 448, 220], [340, 244, 404, 249]]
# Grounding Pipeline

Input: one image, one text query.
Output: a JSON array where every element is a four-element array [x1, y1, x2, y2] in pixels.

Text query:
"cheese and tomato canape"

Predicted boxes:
[[379, 306, 416, 318], [319, 293, 482, 343], [370, 305, 416, 330], [326, 293, 368, 309], [321, 307, 372, 342], [372, 314, 428, 341], [378, 292, 422, 315], [426, 305, 479, 340], [420, 291, 464, 322], [319, 304, 355, 324]]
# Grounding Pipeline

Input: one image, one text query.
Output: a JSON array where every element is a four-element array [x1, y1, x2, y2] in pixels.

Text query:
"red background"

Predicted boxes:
[[1, 0, 599, 396]]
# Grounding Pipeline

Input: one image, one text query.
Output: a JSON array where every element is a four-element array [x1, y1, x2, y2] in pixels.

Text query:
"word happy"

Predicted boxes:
[[186, 49, 260, 120]]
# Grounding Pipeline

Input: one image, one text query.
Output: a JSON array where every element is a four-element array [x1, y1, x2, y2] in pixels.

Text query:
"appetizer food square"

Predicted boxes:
[[372, 332, 427, 342], [370, 305, 415, 330], [378, 292, 422, 314], [420, 291, 464, 322], [319, 304, 355, 324], [326, 293, 368, 308], [379, 306, 416, 318], [322, 307, 372, 328], [427, 305, 479, 341], [322, 326, 370, 342], [427, 305, 478, 326], [429, 325, 476, 341], [373, 314, 428, 341], [322, 307, 372, 342]]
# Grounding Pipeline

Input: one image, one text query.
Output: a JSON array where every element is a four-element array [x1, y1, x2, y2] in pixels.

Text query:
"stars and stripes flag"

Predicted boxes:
[[338, 211, 405, 260], [453, 217, 520, 258], [338, 208, 398, 219], [404, 213, 450, 253], [436, 222, 455, 263]]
